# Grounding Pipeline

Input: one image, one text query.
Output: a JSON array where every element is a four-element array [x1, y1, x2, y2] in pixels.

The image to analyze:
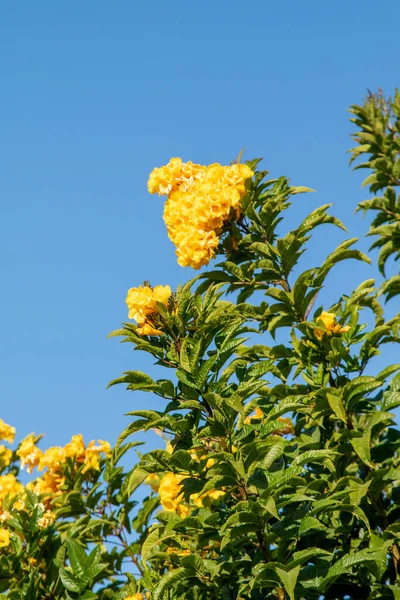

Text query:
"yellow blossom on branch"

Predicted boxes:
[[82, 439, 111, 473], [63, 434, 86, 463], [145, 473, 161, 493], [0, 446, 12, 467], [0, 475, 23, 507], [13, 499, 25, 511], [26, 470, 65, 499], [244, 407, 264, 425], [17, 436, 43, 473], [314, 311, 351, 341], [273, 417, 295, 436], [0, 419, 16, 444], [158, 473, 190, 517], [37, 509, 56, 529], [23, 433, 111, 503], [148, 158, 254, 269], [0, 528, 10, 548], [126, 284, 172, 336], [38, 446, 64, 472]]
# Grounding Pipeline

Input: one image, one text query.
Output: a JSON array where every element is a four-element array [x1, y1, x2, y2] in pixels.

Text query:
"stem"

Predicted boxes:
[[118, 530, 144, 575], [199, 393, 213, 417], [256, 530, 271, 563]]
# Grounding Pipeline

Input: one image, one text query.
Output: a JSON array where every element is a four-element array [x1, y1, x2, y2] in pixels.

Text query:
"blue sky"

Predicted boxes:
[[1, 0, 399, 458]]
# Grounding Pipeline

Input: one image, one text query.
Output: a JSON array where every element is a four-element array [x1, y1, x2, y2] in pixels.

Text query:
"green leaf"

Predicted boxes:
[[220, 523, 260, 550], [275, 565, 300, 600], [195, 354, 219, 388], [221, 511, 260, 532], [287, 547, 331, 570], [59, 568, 83, 594], [66, 539, 87, 581], [289, 186, 315, 195], [142, 528, 175, 564], [85, 546, 106, 580], [127, 468, 150, 496], [264, 496, 279, 519], [298, 516, 327, 536], [350, 430, 372, 466], [153, 568, 193, 600], [326, 392, 347, 422], [107, 370, 155, 389], [293, 449, 338, 466], [260, 439, 286, 470], [321, 549, 385, 590]]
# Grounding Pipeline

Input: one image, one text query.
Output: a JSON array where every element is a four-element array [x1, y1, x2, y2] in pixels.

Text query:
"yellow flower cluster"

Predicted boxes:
[[126, 593, 150, 600], [0, 474, 23, 507], [158, 473, 190, 516], [158, 472, 224, 516], [0, 528, 10, 548], [0, 419, 16, 445], [148, 158, 254, 269], [17, 434, 111, 500], [0, 501, 56, 551], [126, 284, 172, 336], [37, 505, 56, 529], [150, 441, 224, 516], [0, 446, 12, 468], [314, 311, 351, 341]]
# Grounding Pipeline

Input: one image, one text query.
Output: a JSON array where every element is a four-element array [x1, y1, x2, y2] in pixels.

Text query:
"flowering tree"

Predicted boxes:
[[0, 89, 400, 599]]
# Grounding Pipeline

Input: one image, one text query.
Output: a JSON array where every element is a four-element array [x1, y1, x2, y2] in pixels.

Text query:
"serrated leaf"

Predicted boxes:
[[298, 516, 327, 536], [59, 568, 83, 593], [275, 565, 300, 600], [127, 468, 150, 496], [326, 392, 347, 423], [66, 539, 87, 581], [153, 568, 193, 600]]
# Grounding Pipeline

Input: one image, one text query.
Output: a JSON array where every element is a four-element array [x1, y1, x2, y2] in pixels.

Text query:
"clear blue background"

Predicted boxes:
[[1, 1, 399, 457]]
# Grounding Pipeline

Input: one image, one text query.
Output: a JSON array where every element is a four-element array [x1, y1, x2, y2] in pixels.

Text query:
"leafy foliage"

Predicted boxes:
[[2, 88, 400, 599], [349, 89, 400, 300]]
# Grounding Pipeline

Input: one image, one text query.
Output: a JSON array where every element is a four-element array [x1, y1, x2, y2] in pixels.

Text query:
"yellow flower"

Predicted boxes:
[[28, 557, 38, 567], [314, 311, 351, 341], [166, 546, 191, 556], [136, 323, 163, 336], [0, 474, 24, 506], [158, 473, 190, 517], [0, 528, 10, 548], [165, 441, 174, 454], [244, 407, 264, 425], [0, 419, 16, 444], [158, 470, 225, 515], [38, 446, 64, 472], [82, 439, 111, 473], [192, 489, 226, 508], [0, 510, 11, 522], [148, 160, 254, 269], [0, 445, 12, 467], [13, 499, 25, 511], [145, 473, 161, 493], [37, 510, 56, 528], [17, 436, 43, 473], [63, 434, 86, 463], [273, 417, 295, 436], [126, 284, 172, 336], [26, 470, 65, 498]]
